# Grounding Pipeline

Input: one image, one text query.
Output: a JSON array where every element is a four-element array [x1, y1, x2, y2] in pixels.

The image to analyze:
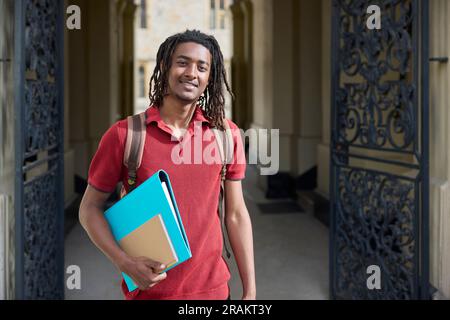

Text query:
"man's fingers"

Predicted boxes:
[[127, 257, 167, 292], [132, 277, 149, 291], [140, 272, 167, 291], [150, 272, 167, 283], [137, 269, 166, 287], [131, 273, 151, 289], [138, 257, 165, 271]]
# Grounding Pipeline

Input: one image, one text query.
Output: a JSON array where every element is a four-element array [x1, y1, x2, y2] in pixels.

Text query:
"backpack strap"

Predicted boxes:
[[121, 112, 147, 197], [213, 119, 234, 177], [212, 119, 234, 259]]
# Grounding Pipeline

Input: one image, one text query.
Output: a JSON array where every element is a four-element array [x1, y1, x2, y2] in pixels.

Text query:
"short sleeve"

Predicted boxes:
[[87, 121, 126, 193], [225, 120, 246, 180]]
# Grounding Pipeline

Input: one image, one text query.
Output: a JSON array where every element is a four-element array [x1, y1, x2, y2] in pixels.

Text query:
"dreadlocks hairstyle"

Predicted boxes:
[[149, 29, 234, 130]]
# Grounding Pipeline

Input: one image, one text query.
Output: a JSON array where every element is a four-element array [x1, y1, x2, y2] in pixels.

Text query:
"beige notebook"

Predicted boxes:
[[119, 213, 178, 270]]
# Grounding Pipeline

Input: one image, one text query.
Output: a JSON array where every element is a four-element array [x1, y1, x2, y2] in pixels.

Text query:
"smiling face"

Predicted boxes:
[[166, 42, 212, 103]]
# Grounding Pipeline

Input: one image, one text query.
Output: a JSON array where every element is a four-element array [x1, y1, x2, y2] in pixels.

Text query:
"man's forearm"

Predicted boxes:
[[79, 206, 129, 270], [225, 208, 256, 297]]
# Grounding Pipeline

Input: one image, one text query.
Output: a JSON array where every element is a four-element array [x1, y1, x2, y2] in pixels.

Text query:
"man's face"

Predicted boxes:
[[166, 42, 212, 103]]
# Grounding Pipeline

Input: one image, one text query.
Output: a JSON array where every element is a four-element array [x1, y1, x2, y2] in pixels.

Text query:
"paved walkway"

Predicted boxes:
[[64, 165, 329, 300]]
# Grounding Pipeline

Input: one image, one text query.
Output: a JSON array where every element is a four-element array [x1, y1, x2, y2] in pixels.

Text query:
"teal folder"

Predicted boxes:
[[104, 170, 192, 292]]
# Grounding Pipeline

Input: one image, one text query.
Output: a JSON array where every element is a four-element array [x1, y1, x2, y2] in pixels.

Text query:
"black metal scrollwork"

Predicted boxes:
[[24, 171, 59, 299], [336, 167, 415, 299], [336, 0, 415, 152], [331, 0, 426, 300], [21, 0, 62, 299]]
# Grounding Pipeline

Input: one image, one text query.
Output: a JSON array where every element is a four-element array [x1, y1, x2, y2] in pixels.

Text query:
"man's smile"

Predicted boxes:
[[180, 80, 198, 88]]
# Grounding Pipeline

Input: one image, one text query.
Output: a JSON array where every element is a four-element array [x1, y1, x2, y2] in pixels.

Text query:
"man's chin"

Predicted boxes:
[[174, 93, 199, 104]]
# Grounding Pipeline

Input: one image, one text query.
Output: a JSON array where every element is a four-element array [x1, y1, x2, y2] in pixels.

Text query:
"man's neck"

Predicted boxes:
[[159, 96, 197, 130]]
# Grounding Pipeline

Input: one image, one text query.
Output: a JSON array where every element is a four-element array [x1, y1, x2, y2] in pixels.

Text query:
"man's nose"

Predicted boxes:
[[183, 63, 197, 78]]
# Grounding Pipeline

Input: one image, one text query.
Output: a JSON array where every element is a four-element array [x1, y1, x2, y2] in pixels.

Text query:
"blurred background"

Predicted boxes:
[[0, 0, 449, 300]]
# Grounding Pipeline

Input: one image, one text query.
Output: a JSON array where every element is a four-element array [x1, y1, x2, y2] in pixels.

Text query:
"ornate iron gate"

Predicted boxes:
[[14, 0, 65, 299], [330, 0, 429, 299]]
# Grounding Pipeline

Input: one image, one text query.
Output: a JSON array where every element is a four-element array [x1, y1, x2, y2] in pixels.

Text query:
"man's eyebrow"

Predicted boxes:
[[176, 55, 210, 66]]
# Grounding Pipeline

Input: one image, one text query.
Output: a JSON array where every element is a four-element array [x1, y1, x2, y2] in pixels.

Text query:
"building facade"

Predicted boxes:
[[134, 0, 233, 117]]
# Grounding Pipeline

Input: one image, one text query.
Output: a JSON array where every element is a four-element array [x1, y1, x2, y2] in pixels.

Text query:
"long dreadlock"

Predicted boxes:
[[149, 29, 234, 130]]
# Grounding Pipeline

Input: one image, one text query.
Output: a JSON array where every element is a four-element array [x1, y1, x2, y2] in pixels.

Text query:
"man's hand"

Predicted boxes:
[[118, 256, 167, 291], [79, 186, 168, 292]]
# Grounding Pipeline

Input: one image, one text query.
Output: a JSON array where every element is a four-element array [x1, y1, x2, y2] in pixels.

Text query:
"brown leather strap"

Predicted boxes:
[[214, 118, 234, 259], [219, 179, 231, 259], [122, 112, 147, 195], [212, 118, 234, 180]]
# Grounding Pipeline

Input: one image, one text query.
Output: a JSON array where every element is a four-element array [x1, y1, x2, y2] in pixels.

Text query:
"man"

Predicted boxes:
[[79, 30, 256, 300]]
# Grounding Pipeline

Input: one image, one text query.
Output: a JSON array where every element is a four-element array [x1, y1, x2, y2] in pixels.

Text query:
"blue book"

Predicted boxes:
[[104, 170, 192, 292]]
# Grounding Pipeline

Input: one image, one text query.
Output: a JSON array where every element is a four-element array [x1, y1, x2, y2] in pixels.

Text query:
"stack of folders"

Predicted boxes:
[[104, 170, 192, 292]]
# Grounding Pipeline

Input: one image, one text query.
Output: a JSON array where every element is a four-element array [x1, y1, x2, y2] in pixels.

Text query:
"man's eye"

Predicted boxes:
[[178, 61, 187, 66], [199, 66, 207, 72]]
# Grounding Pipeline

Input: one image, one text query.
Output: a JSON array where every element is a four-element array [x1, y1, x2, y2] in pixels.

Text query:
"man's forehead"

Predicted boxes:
[[173, 42, 211, 62]]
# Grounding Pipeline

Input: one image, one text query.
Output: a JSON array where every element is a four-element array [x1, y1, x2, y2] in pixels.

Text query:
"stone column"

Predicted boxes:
[[87, 0, 118, 158], [316, 0, 331, 198], [117, 0, 137, 118], [293, 0, 322, 181], [0, 0, 16, 300], [249, 0, 274, 191], [230, 0, 254, 130], [241, 0, 254, 130], [230, 1, 247, 128], [272, 0, 294, 176], [429, 0, 450, 299]]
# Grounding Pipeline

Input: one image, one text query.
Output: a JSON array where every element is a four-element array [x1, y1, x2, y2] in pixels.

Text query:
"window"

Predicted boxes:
[[140, 0, 147, 29], [210, 0, 227, 30], [210, 0, 216, 29], [139, 66, 146, 97]]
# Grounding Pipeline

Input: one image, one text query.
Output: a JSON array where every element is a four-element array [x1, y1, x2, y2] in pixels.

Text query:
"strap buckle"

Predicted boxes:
[[221, 165, 226, 181]]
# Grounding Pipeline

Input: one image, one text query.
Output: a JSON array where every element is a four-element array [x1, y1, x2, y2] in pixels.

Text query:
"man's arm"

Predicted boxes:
[[79, 185, 167, 290], [224, 180, 256, 300]]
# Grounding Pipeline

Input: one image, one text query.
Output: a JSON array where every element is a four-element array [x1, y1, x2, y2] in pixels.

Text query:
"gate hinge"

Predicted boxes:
[[429, 57, 448, 63]]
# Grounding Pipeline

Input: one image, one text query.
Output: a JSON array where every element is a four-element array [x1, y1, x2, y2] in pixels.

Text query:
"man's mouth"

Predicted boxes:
[[180, 80, 198, 88]]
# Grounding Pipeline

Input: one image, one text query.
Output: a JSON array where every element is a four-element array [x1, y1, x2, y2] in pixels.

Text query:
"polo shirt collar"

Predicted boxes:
[[145, 104, 210, 126], [144, 104, 211, 141]]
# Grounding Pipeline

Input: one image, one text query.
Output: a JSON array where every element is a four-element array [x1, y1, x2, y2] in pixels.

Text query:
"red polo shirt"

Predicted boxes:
[[87, 105, 246, 300]]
